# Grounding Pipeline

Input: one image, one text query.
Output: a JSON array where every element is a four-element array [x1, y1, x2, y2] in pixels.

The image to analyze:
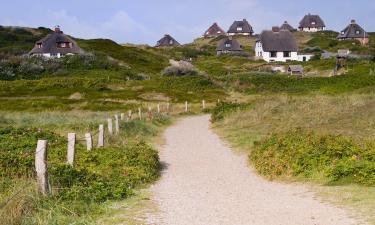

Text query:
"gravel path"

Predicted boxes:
[[147, 115, 362, 225]]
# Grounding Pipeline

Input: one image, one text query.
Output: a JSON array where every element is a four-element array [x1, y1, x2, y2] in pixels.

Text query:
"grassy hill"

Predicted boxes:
[[0, 26, 51, 55]]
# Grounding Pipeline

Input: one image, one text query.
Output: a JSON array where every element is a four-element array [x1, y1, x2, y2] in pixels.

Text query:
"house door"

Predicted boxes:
[[303, 57, 306, 62]]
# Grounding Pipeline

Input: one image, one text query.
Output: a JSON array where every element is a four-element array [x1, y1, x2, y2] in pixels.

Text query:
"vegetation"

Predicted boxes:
[[251, 129, 375, 185], [0, 114, 170, 224]]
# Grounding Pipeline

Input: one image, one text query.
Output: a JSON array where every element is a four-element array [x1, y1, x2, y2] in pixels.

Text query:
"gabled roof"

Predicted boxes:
[[299, 14, 326, 28], [204, 23, 226, 37], [337, 20, 368, 39], [217, 37, 242, 51], [280, 21, 295, 32], [155, 34, 180, 47], [227, 19, 254, 34], [29, 27, 83, 55], [258, 30, 298, 52]]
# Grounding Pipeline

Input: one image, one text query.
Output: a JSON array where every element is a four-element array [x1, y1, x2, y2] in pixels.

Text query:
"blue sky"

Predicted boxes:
[[1, 0, 374, 45]]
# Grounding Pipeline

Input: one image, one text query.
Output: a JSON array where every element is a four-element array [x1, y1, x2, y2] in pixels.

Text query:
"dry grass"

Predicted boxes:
[[214, 93, 375, 223]]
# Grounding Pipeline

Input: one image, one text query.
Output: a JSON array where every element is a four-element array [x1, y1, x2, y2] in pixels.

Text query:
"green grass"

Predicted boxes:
[[0, 114, 171, 225], [77, 39, 169, 75]]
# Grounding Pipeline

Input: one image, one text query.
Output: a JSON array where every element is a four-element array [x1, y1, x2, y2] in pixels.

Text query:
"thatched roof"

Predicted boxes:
[[280, 21, 295, 32], [155, 34, 180, 47], [337, 20, 368, 39], [204, 23, 226, 38], [288, 65, 304, 73], [217, 37, 242, 52], [299, 14, 326, 28], [29, 27, 83, 55], [227, 19, 254, 34], [259, 30, 298, 52]]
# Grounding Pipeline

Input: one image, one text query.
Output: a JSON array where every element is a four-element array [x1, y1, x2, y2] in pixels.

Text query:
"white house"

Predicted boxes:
[[255, 30, 300, 62], [29, 26, 84, 58]]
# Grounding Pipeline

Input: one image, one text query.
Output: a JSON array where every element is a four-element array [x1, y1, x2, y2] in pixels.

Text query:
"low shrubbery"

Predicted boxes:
[[162, 60, 202, 76], [0, 54, 123, 80], [250, 129, 375, 185], [210, 102, 248, 122], [0, 123, 162, 224]]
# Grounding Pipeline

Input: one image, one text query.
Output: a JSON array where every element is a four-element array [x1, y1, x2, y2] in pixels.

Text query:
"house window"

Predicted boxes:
[[356, 30, 360, 34], [311, 21, 316, 25], [237, 27, 243, 31], [341, 31, 345, 35], [283, 51, 291, 57], [225, 43, 231, 48], [217, 31, 221, 34], [270, 52, 277, 58], [169, 40, 174, 45], [37, 43, 42, 48]]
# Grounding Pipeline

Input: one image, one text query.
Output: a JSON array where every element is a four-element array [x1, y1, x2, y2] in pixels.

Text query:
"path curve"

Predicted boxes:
[[147, 115, 361, 225]]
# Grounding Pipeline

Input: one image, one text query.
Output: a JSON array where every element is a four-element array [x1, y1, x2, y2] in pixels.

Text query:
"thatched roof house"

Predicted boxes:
[[216, 37, 243, 55], [299, 14, 326, 32], [155, 34, 180, 47], [29, 26, 83, 58], [227, 19, 254, 36], [255, 30, 299, 62], [280, 21, 296, 32], [337, 20, 369, 45], [203, 23, 226, 38]]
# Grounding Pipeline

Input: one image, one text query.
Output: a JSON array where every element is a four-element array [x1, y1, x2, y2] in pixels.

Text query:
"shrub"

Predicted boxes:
[[162, 60, 199, 76], [250, 129, 375, 185], [211, 102, 247, 122]]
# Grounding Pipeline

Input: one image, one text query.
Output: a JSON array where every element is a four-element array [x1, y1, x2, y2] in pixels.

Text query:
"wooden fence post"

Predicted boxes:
[[107, 118, 113, 135], [67, 133, 76, 167], [115, 114, 120, 134], [138, 108, 142, 120], [98, 124, 104, 148], [185, 101, 188, 112], [148, 106, 153, 120], [85, 133, 93, 151], [166, 102, 170, 114], [128, 110, 132, 121], [157, 104, 161, 114], [35, 140, 50, 196], [120, 113, 125, 120], [202, 100, 206, 109]]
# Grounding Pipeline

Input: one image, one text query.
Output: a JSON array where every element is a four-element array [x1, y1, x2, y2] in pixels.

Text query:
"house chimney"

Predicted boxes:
[[272, 26, 280, 32], [54, 25, 61, 33], [351, 19, 356, 24]]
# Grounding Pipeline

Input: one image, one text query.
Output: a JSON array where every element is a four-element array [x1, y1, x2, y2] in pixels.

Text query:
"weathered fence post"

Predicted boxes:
[[107, 118, 113, 135], [85, 133, 93, 151], [138, 108, 142, 120], [35, 140, 50, 196], [115, 114, 120, 134], [98, 124, 104, 148], [120, 113, 125, 120], [157, 104, 161, 114], [128, 110, 132, 121], [166, 102, 170, 114], [202, 100, 206, 109], [185, 101, 188, 112], [67, 133, 76, 167], [148, 106, 153, 120]]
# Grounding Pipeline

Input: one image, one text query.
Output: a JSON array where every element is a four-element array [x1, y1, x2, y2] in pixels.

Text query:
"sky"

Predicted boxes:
[[1, 0, 374, 45]]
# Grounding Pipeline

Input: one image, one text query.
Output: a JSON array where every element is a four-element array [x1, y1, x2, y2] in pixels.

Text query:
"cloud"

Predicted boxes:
[[100, 11, 152, 44]]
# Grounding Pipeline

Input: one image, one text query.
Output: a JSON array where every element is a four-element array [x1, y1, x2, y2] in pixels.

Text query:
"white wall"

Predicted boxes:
[[298, 54, 313, 62], [301, 27, 325, 32]]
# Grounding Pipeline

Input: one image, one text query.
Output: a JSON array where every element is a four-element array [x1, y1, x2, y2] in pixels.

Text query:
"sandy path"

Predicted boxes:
[[147, 115, 362, 225]]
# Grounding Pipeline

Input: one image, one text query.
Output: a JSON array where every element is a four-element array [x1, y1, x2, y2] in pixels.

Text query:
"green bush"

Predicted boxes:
[[250, 129, 375, 185], [211, 102, 247, 122]]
